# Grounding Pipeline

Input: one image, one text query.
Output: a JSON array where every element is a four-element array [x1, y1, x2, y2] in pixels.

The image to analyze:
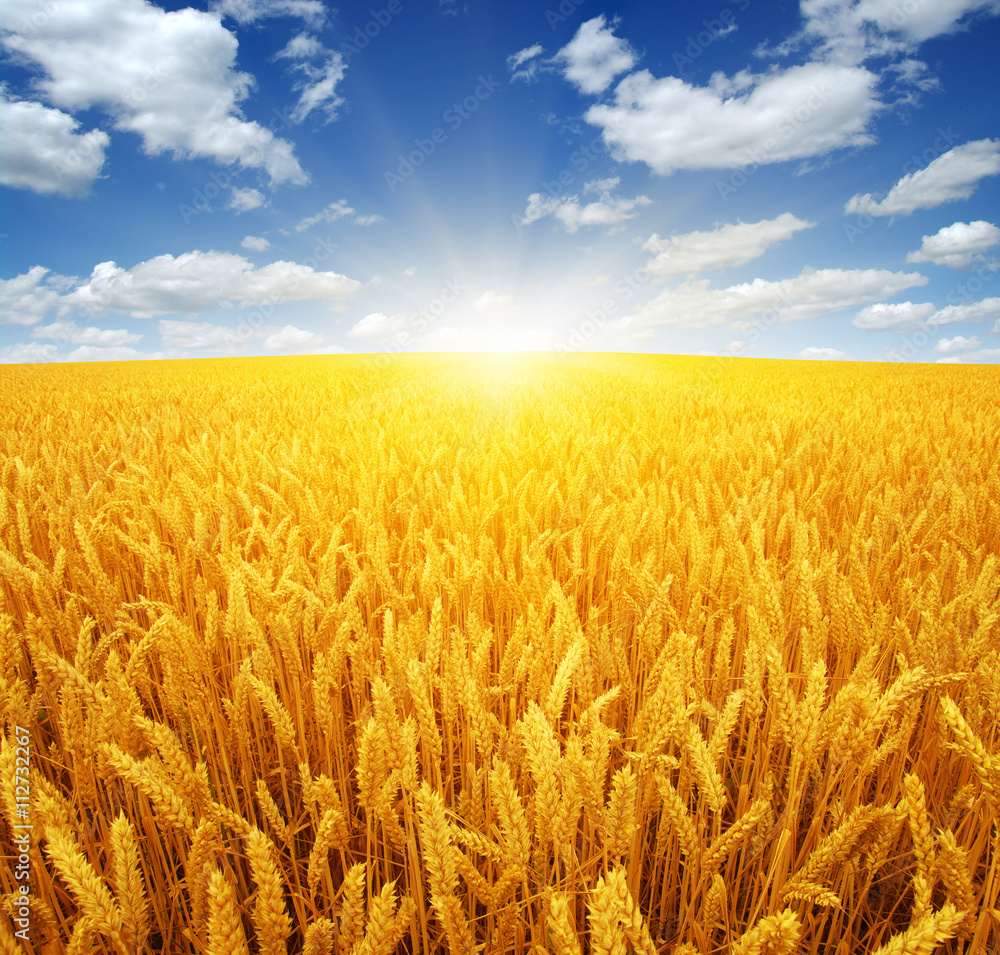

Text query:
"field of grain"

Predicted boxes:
[[1, 352, 998, 954]]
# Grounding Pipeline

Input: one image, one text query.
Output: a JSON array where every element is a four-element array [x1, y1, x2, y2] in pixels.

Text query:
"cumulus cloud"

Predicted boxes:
[[241, 235, 270, 252], [853, 296, 1000, 331], [0, 341, 59, 363], [583, 61, 879, 176], [935, 298, 1000, 326], [846, 139, 1000, 217], [934, 334, 981, 354], [346, 312, 408, 341], [799, 0, 1000, 60], [508, 44, 544, 82], [906, 220, 1000, 268], [0, 89, 109, 196], [795, 346, 850, 360], [644, 213, 816, 277], [0, 0, 308, 185], [852, 301, 937, 331], [263, 324, 323, 350], [615, 266, 927, 333], [555, 16, 637, 94], [521, 178, 651, 234], [62, 250, 361, 318], [30, 321, 141, 346], [0, 266, 74, 326], [229, 188, 267, 213]]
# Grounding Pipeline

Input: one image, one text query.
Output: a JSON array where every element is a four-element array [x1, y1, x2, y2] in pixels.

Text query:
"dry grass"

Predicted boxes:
[[1, 351, 998, 952]]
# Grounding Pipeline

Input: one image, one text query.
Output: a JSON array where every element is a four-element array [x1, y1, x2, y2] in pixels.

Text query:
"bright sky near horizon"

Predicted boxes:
[[2, 0, 1000, 365]]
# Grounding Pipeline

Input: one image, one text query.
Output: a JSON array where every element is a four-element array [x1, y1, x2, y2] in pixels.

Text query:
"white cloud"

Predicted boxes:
[[275, 34, 324, 60], [853, 296, 1000, 332], [299, 200, 354, 229], [294, 200, 380, 232], [241, 235, 270, 252], [0, 341, 58, 363], [64, 345, 153, 362], [229, 188, 267, 213], [508, 43, 544, 82], [584, 176, 620, 194], [852, 301, 937, 331], [521, 179, 651, 234], [617, 266, 927, 332], [555, 16, 637, 94], [935, 297, 1000, 326], [30, 321, 141, 346], [0, 266, 74, 327], [403, 266, 417, 277], [0, 0, 308, 185], [210, 0, 325, 25], [934, 334, 981, 354], [63, 250, 361, 318], [584, 61, 879, 176], [263, 324, 323, 350], [274, 32, 346, 124], [158, 319, 246, 350], [963, 347, 1000, 361], [0, 89, 109, 196], [508, 44, 543, 70], [801, 0, 1000, 55], [906, 220, 1000, 268], [771, 0, 1000, 76], [288, 53, 346, 124], [644, 213, 816, 277], [346, 312, 408, 341], [795, 346, 850, 360], [846, 139, 1000, 217]]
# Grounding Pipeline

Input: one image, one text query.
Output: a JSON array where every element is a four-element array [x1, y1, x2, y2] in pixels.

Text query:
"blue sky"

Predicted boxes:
[[2, 0, 999, 364]]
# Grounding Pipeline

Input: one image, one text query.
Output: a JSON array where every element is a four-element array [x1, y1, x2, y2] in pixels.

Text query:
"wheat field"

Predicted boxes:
[[1, 352, 998, 954]]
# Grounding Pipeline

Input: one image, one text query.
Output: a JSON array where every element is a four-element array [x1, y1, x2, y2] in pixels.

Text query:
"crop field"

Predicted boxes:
[[1, 351, 999, 954]]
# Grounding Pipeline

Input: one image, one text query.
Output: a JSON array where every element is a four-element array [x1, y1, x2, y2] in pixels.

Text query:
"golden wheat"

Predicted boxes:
[[1, 352, 997, 952]]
